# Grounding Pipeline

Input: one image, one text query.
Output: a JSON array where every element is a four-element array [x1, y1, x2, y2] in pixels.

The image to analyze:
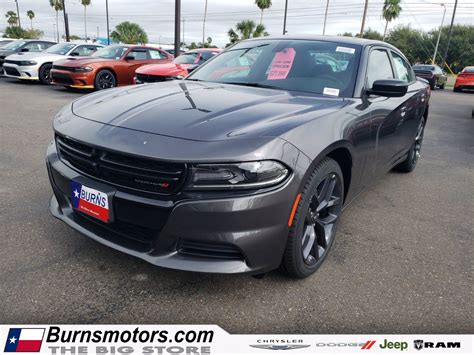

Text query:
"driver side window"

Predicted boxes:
[[367, 49, 394, 88]]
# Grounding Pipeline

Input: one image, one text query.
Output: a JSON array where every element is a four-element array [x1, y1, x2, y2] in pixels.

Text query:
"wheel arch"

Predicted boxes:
[[299, 141, 354, 203], [96, 67, 118, 82]]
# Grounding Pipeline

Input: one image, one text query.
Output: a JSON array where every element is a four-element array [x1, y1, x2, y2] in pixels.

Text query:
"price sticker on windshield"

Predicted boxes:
[[267, 48, 296, 80], [336, 46, 355, 54]]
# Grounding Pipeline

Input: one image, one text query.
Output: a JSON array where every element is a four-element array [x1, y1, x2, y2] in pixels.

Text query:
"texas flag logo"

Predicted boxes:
[[71, 181, 110, 223], [4, 328, 45, 352]]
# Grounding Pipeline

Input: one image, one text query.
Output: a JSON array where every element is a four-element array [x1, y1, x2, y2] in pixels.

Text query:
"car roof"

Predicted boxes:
[[188, 48, 222, 52], [244, 35, 399, 50]]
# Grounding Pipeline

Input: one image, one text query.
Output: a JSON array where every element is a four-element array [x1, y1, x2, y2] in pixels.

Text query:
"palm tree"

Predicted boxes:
[[202, 0, 208, 47], [26, 10, 35, 30], [49, 0, 63, 42], [228, 20, 268, 45], [81, 0, 91, 42], [255, 0, 272, 25], [5, 11, 18, 27], [110, 21, 148, 44], [382, 0, 402, 40]]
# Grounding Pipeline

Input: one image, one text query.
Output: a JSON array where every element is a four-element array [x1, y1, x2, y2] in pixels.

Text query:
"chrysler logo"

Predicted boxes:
[[250, 344, 311, 351]]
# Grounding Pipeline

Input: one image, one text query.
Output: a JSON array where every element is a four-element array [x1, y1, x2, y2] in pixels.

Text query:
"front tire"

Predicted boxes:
[[281, 158, 344, 278], [94, 69, 116, 90], [39, 63, 52, 85]]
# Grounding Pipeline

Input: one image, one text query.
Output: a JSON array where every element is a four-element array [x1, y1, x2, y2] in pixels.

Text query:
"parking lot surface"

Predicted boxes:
[[0, 79, 473, 333]]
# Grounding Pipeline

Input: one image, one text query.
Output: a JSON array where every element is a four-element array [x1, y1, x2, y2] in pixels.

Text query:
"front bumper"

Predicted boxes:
[[2, 63, 39, 80], [46, 140, 302, 274], [51, 69, 94, 88]]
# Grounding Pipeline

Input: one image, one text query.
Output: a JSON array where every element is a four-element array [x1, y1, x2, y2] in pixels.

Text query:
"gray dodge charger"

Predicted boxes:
[[46, 36, 430, 278]]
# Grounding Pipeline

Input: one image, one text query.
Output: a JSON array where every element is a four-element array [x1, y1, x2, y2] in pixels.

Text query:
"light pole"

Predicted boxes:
[[442, 0, 458, 69], [53, 23, 57, 42], [106, 0, 110, 45], [62, 0, 70, 42], [174, 0, 181, 56], [322, 0, 329, 35], [283, 0, 288, 35], [432, 3, 446, 64], [14, 0, 21, 29], [182, 16, 185, 46]]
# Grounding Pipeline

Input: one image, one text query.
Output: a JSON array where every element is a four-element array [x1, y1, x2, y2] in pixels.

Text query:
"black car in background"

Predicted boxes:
[[46, 36, 430, 279], [0, 39, 55, 75], [413, 64, 447, 90]]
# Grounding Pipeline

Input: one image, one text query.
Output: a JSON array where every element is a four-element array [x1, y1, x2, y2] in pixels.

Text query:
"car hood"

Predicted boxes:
[[6, 52, 66, 62], [71, 80, 348, 142], [0, 49, 16, 58], [54, 57, 110, 66], [136, 62, 189, 76]]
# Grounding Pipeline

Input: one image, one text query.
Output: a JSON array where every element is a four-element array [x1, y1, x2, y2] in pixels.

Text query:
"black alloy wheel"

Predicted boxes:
[[39, 63, 52, 85], [95, 69, 116, 90], [396, 117, 425, 172], [282, 157, 344, 278]]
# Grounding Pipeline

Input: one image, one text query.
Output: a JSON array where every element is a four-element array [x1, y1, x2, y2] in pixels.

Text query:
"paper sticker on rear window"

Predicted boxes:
[[267, 48, 296, 80], [336, 46, 355, 54], [323, 87, 340, 96]]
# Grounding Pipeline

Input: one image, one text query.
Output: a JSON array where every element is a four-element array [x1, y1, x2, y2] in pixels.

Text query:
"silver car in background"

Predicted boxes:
[[3, 42, 102, 84]]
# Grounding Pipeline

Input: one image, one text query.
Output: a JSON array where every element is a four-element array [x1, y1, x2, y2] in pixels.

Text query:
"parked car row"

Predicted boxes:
[[0, 39, 222, 90]]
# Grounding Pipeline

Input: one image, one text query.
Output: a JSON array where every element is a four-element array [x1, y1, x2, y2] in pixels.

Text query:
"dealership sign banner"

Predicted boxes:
[[1, 326, 472, 355]]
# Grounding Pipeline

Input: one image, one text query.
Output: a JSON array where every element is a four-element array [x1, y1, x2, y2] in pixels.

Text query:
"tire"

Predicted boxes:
[[430, 81, 435, 90], [440, 83, 445, 90], [453, 87, 461, 92], [39, 63, 53, 85], [396, 117, 425, 173], [94, 69, 116, 90], [281, 157, 344, 278]]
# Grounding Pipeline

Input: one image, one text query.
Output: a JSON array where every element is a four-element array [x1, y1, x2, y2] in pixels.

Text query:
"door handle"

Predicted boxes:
[[400, 107, 407, 117]]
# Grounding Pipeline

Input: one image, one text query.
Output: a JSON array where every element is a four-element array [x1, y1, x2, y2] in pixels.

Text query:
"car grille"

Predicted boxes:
[[52, 65, 78, 72], [136, 73, 173, 83], [56, 135, 186, 195], [4, 66, 20, 76], [51, 72, 74, 85], [177, 240, 245, 260]]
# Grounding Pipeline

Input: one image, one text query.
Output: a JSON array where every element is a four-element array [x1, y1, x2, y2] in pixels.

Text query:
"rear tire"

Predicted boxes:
[[453, 87, 461, 92], [39, 63, 52, 85], [281, 158, 344, 279], [94, 69, 116, 90], [396, 117, 425, 173], [439, 83, 445, 90]]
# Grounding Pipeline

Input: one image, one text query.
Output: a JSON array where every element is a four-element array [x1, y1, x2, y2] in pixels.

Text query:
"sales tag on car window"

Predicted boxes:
[[336, 46, 355, 54], [267, 48, 296, 80], [323, 87, 340, 96]]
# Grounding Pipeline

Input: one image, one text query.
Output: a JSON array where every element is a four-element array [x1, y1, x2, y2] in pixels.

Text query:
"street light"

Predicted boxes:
[[14, 0, 21, 29], [283, 0, 289, 35], [432, 3, 446, 65]]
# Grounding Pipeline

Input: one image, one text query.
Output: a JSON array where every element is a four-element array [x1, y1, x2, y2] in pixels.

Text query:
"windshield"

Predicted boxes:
[[92, 45, 129, 59], [187, 40, 361, 97], [173, 52, 200, 64], [413, 65, 434, 71], [45, 43, 76, 55], [2, 40, 27, 50]]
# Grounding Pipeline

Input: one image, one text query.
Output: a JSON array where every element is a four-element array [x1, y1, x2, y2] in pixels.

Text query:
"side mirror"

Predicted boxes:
[[367, 79, 408, 97], [124, 55, 135, 61], [186, 64, 199, 74], [20, 48, 29, 52]]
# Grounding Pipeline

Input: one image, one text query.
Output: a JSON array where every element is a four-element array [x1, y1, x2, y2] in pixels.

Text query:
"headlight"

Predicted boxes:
[[186, 161, 290, 190], [74, 66, 93, 72], [20, 60, 37, 66]]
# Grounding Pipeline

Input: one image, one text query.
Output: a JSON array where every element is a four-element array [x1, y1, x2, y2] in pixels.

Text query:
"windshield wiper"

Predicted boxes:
[[185, 78, 204, 82], [222, 82, 283, 90]]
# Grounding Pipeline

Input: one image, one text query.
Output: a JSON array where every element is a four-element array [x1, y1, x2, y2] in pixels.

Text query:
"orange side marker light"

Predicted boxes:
[[288, 193, 302, 227]]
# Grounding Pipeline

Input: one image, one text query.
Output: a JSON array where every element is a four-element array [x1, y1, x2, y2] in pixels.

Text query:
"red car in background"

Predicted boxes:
[[454, 66, 474, 92], [51, 45, 173, 90], [135, 48, 222, 83]]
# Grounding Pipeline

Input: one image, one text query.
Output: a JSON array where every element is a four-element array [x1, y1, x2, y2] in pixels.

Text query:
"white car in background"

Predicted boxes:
[[3, 42, 102, 84]]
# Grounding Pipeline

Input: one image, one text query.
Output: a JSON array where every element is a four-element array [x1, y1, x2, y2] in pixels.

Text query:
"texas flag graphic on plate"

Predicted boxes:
[[71, 180, 110, 223], [4, 328, 45, 352]]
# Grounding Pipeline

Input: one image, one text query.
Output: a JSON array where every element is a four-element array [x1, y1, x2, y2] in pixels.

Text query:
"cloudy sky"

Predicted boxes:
[[1, 0, 472, 46]]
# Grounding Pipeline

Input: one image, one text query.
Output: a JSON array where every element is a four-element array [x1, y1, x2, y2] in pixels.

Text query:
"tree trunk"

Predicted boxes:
[[30, 19, 33, 30], [84, 6, 88, 42], [260, 10, 264, 25], [383, 19, 388, 40]]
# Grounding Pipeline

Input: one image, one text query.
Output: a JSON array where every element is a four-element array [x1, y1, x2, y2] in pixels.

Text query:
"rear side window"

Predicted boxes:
[[149, 49, 166, 59], [366, 49, 394, 88], [129, 49, 148, 60], [74, 45, 98, 56], [391, 52, 413, 83]]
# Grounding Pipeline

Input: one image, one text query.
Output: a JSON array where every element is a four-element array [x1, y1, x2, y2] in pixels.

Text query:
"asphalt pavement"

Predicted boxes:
[[0, 78, 473, 333]]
